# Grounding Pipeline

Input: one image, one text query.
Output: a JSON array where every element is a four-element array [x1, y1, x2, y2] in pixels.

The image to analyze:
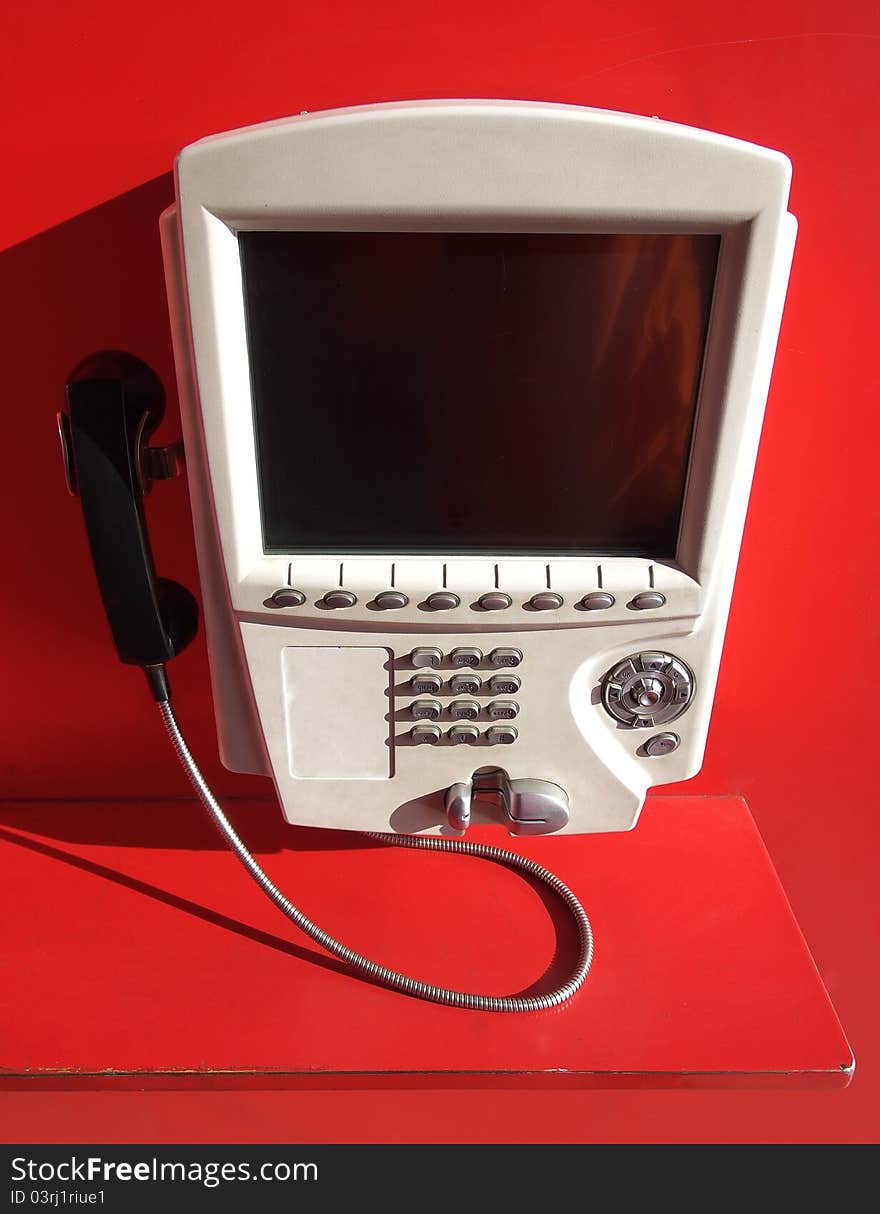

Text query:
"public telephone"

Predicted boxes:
[[59, 101, 796, 1009]]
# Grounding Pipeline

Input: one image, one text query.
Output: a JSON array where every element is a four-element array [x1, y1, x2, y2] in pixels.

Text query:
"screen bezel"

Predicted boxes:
[[174, 101, 791, 596]]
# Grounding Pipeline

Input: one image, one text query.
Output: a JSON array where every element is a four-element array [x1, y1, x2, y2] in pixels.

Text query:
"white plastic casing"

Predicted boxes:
[[160, 100, 796, 835]]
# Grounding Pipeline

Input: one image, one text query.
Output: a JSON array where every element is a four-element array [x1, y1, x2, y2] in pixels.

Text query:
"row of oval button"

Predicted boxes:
[[412, 699, 519, 721], [411, 646, 521, 669], [412, 723, 518, 745], [271, 588, 667, 612], [411, 672, 520, 695]]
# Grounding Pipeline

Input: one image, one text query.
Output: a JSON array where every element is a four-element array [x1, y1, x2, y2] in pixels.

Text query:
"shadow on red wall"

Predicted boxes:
[[0, 175, 268, 801]]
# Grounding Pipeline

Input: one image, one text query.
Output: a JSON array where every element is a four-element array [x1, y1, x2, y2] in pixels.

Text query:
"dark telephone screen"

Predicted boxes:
[[239, 231, 719, 555]]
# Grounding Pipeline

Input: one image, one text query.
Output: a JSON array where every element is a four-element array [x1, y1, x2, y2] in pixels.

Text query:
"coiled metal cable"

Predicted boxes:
[[158, 698, 593, 1011]]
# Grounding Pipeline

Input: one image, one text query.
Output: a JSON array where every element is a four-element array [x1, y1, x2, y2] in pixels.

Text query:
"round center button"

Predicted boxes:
[[528, 592, 563, 611], [374, 590, 408, 610], [425, 591, 460, 611], [478, 592, 512, 611], [322, 589, 357, 609]]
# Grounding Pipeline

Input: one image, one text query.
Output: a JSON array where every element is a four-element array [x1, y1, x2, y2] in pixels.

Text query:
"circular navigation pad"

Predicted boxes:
[[601, 652, 695, 728]]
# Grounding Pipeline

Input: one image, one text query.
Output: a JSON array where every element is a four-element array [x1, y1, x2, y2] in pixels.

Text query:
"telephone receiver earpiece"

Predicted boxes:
[[59, 351, 198, 691]]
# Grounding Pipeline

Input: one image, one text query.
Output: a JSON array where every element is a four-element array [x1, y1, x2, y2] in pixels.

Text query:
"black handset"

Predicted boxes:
[[58, 351, 198, 698]]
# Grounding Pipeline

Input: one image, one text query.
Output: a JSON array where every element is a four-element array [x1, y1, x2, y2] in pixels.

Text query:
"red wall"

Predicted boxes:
[[2, 0, 878, 1141]]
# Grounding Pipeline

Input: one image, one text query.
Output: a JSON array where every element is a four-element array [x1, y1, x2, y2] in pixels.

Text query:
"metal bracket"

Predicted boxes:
[[445, 769, 570, 836], [58, 411, 185, 500], [142, 440, 186, 483]]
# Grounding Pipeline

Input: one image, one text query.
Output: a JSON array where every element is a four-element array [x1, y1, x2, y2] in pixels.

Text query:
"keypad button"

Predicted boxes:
[[489, 647, 522, 668], [425, 591, 460, 611], [448, 724, 479, 745], [478, 591, 512, 611], [449, 699, 480, 720], [450, 672, 482, 695], [486, 724, 518, 745], [630, 591, 666, 611], [528, 591, 563, 611], [410, 646, 443, 668], [270, 587, 305, 607], [374, 590, 408, 610], [580, 591, 615, 610], [488, 673, 520, 695], [411, 723, 441, 745], [411, 699, 441, 720], [322, 589, 357, 609], [410, 672, 442, 695], [487, 700, 519, 720], [450, 646, 482, 668]]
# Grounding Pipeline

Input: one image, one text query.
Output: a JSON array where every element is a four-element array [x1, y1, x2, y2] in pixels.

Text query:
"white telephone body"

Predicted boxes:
[[159, 100, 795, 837]]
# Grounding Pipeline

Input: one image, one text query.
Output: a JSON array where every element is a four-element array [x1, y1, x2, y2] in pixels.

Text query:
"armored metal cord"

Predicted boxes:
[[157, 698, 593, 1011]]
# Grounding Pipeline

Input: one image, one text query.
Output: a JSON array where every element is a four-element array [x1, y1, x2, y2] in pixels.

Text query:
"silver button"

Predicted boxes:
[[580, 591, 615, 610], [489, 673, 520, 695], [644, 732, 680, 757], [410, 672, 442, 695], [425, 591, 460, 611], [449, 699, 480, 720], [611, 658, 637, 682], [451, 646, 482, 668], [486, 724, 518, 745], [601, 652, 694, 728], [411, 699, 441, 720], [478, 591, 512, 611], [450, 672, 481, 695], [487, 700, 519, 720], [322, 589, 357, 609], [374, 590, 408, 610], [630, 591, 666, 610], [411, 723, 441, 745], [529, 591, 563, 611], [448, 724, 479, 745], [489, 647, 522, 668], [411, 646, 443, 668], [270, 587, 305, 607]]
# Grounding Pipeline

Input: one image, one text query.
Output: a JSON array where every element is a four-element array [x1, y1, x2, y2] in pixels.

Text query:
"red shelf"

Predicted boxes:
[[0, 794, 851, 1088]]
